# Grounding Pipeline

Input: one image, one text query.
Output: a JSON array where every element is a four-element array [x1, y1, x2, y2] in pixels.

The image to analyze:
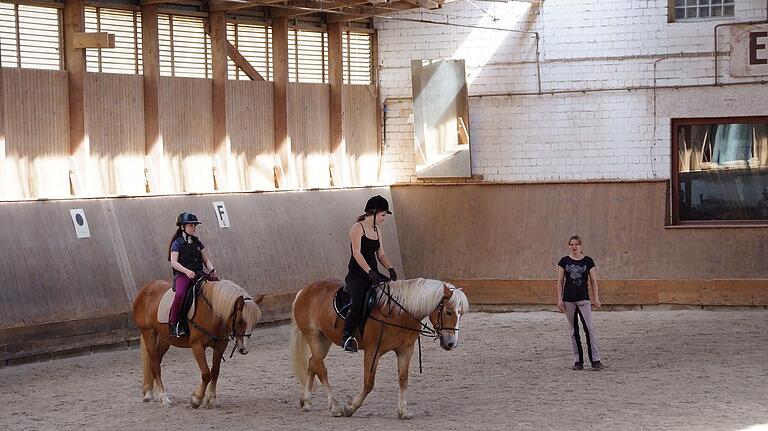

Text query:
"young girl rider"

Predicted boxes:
[[341, 195, 399, 353], [167, 212, 216, 338]]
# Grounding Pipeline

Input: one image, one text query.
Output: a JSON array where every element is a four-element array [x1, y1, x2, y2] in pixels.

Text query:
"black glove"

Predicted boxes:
[[388, 268, 398, 281], [367, 269, 383, 284]]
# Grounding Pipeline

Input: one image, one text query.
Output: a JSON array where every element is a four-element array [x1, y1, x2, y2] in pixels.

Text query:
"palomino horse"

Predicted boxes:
[[132, 278, 264, 408], [289, 278, 469, 419]]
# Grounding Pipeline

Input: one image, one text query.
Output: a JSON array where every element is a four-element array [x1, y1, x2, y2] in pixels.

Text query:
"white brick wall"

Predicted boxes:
[[375, 0, 768, 183]]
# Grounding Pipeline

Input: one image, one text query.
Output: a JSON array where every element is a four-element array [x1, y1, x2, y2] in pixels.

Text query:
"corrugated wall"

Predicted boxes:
[[2, 68, 70, 199], [226, 80, 274, 190], [288, 83, 330, 188], [343, 84, 379, 185], [160, 77, 214, 193], [85, 73, 146, 196]]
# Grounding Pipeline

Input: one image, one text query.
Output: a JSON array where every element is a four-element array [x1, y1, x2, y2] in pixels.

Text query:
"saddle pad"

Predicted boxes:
[[157, 288, 196, 324]]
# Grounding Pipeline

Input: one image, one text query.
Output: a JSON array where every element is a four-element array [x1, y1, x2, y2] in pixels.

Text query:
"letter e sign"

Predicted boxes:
[[212, 202, 230, 228]]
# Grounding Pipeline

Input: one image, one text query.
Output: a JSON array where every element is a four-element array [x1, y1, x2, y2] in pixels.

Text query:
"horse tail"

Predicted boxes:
[[289, 293, 311, 387]]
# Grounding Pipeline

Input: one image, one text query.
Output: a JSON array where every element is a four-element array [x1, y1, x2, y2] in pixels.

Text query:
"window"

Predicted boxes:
[[343, 31, 372, 85], [289, 28, 327, 83], [85, 7, 142, 74], [159, 14, 211, 78], [672, 117, 768, 224], [0, 3, 61, 70], [671, 0, 735, 21], [227, 21, 271, 81]]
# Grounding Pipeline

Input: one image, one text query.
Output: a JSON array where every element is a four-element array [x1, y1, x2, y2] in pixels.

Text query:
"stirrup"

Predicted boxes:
[[343, 336, 358, 353]]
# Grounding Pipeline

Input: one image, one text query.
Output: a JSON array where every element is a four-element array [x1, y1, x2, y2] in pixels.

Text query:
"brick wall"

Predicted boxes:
[[375, 0, 768, 183]]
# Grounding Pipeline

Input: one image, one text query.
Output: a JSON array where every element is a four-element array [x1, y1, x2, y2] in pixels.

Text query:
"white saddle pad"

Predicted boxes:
[[157, 287, 196, 324]]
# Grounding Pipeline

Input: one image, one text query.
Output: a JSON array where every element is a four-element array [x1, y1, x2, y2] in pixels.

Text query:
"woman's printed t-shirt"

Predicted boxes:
[[558, 256, 595, 302]]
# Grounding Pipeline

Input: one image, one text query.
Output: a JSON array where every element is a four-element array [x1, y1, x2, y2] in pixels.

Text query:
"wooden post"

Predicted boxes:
[[209, 10, 229, 190], [64, 0, 88, 195], [271, 17, 290, 188], [141, 3, 162, 193], [327, 22, 344, 186]]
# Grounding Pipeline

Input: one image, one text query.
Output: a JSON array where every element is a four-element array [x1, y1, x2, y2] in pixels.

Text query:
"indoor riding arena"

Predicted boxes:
[[1, 0, 768, 430]]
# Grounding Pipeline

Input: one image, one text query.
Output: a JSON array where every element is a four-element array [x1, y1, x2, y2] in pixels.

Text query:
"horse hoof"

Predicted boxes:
[[160, 395, 173, 408], [301, 404, 312, 412], [399, 412, 414, 420], [190, 396, 202, 409], [331, 406, 343, 417], [203, 396, 217, 409], [342, 405, 356, 417], [142, 392, 153, 403]]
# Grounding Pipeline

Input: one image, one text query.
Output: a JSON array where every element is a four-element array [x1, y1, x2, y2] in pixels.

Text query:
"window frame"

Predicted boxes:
[[670, 115, 768, 227], [667, 0, 736, 23]]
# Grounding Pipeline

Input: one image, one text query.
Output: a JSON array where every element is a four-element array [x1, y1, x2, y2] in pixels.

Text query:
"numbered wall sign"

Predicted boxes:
[[69, 209, 91, 238], [212, 202, 230, 228]]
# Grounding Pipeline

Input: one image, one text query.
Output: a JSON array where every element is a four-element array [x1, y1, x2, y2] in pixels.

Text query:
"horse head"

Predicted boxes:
[[231, 293, 265, 355], [428, 283, 468, 351]]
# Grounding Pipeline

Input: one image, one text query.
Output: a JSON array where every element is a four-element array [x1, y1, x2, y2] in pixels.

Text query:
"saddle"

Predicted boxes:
[[333, 283, 380, 335], [157, 276, 207, 335]]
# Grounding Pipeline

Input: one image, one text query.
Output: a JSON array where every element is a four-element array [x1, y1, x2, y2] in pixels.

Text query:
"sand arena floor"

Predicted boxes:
[[1, 309, 767, 431]]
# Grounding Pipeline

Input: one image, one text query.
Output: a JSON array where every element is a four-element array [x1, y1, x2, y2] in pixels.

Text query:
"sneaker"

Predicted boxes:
[[572, 362, 584, 370], [343, 336, 358, 353], [591, 361, 605, 370]]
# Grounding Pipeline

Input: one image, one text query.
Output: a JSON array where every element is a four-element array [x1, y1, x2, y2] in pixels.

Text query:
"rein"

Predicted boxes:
[[366, 283, 460, 373], [187, 281, 254, 360]]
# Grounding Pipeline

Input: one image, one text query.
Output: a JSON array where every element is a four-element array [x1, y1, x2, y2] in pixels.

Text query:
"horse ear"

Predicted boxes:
[[253, 294, 265, 305], [443, 283, 453, 299]]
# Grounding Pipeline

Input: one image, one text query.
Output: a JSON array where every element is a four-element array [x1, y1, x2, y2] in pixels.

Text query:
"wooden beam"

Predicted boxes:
[[141, 3, 162, 193], [0, 59, 5, 199], [64, 0, 88, 196], [325, 2, 417, 22], [272, 17, 290, 188], [328, 21, 344, 186], [210, 0, 285, 11], [210, 8, 229, 190], [266, 0, 366, 18], [226, 41, 265, 81], [71, 32, 115, 49]]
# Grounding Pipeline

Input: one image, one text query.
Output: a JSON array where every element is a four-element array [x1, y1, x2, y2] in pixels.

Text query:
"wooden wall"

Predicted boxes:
[[2, 68, 70, 199], [288, 83, 330, 188], [226, 80, 274, 190], [391, 182, 768, 306], [343, 84, 379, 185], [85, 73, 145, 196], [0, 67, 380, 199]]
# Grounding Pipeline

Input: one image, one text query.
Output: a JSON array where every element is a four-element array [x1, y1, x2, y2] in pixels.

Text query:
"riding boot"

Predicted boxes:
[[169, 322, 179, 338], [342, 312, 358, 353]]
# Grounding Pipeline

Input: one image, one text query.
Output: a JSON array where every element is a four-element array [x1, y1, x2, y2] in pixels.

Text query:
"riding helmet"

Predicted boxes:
[[176, 211, 202, 226], [364, 195, 392, 215]]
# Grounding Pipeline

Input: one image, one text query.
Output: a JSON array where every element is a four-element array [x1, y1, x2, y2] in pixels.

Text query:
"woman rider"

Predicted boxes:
[[342, 195, 398, 353]]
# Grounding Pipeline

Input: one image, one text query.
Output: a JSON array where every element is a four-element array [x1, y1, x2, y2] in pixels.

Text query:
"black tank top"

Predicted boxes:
[[347, 223, 380, 278]]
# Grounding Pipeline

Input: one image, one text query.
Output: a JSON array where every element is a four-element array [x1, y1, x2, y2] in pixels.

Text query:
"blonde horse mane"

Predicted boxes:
[[203, 280, 262, 328], [377, 278, 469, 319]]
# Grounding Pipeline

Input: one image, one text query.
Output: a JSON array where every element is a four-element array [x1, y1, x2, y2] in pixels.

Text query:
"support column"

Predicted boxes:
[[141, 3, 163, 193], [209, 9, 230, 190], [271, 17, 291, 188], [0, 57, 6, 199], [64, 0, 88, 195], [327, 22, 345, 186]]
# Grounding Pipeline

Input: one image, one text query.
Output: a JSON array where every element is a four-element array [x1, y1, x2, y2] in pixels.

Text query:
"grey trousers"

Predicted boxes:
[[564, 300, 601, 364]]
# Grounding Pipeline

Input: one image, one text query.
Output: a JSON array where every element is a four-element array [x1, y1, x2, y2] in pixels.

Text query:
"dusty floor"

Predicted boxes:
[[1, 310, 767, 431]]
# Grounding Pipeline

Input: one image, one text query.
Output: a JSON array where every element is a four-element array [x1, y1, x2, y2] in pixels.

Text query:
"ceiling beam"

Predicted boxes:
[[325, 2, 417, 23]]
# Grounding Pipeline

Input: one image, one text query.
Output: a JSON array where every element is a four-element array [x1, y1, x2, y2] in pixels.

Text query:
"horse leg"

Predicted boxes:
[[190, 344, 212, 409], [203, 343, 226, 408], [141, 329, 172, 407], [306, 334, 342, 417], [343, 348, 380, 417], [153, 339, 171, 401], [396, 344, 415, 420]]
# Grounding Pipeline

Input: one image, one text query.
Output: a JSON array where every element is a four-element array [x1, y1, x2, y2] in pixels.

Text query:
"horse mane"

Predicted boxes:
[[377, 278, 469, 319], [204, 280, 262, 328]]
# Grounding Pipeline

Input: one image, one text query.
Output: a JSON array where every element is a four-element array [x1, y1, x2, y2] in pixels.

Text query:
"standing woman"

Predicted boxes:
[[167, 212, 217, 338], [341, 195, 399, 353], [556, 235, 605, 370]]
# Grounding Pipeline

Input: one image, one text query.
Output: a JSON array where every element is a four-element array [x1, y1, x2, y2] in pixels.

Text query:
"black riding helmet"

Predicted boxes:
[[176, 211, 202, 226], [364, 195, 392, 215]]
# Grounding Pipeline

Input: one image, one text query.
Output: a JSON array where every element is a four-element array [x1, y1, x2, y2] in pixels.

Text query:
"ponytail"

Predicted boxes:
[[167, 227, 183, 261], [355, 214, 368, 222]]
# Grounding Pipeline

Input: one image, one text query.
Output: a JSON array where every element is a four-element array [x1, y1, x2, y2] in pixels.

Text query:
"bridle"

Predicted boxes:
[[188, 281, 254, 359], [367, 282, 462, 373]]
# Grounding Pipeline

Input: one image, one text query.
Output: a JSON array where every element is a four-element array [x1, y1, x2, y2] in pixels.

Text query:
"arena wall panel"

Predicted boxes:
[[0, 187, 401, 364]]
